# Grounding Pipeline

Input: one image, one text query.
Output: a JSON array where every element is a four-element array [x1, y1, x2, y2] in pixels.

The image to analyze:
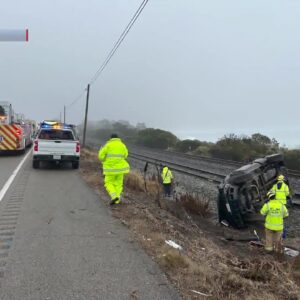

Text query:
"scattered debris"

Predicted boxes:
[[220, 220, 229, 227], [121, 220, 128, 226], [191, 290, 212, 297], [165, 240, 183, 251], [253, 230, 260, 241], [130, 289, 138, 299], [284, 247, 299, 258], [250, 241, 299, 257]]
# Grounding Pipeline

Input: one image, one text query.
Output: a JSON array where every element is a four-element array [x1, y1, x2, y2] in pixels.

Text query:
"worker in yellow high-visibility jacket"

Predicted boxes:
[[260, 191, 288, 253], [161, 165, 173, 197], [270, 175, 290, 206], [98, 134, 130, 205]]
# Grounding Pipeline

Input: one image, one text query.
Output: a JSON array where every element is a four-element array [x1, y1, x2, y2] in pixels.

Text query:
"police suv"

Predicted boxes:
[[32, 121, 80, 169]]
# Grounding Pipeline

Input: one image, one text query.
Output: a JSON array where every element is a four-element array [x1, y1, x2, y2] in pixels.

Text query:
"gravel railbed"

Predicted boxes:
[[87, 140, 300, 195], [130, 147, 235, 175], [86, 142, 300, 240], [129, 146, 300, 195], [129, 157, 219, 214]]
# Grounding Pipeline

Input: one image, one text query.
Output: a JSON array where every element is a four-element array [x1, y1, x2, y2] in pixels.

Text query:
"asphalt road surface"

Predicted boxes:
[[0, 153, 25, 190], [0, 152, 180, 300]]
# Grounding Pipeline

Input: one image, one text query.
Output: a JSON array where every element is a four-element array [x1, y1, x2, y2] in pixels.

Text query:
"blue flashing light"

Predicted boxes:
[[40, 122, 73, 130], [41, 124, 51, 129]]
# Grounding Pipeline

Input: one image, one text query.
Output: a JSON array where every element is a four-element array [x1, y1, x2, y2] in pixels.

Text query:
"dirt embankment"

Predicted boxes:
[[80, 148, 300, 300]]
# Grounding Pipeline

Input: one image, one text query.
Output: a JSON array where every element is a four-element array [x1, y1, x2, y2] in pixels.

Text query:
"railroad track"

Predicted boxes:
[[88, 141, 300, 178], [129, 151, 300, 207], [132, 147, 300, 179], [129, 152, 225, 184], [287, 170, 300, 179], [87, 141, 300, 206]]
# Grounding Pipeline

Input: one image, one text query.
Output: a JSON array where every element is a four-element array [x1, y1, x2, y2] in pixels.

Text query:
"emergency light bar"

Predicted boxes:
[[0, 29, 29, 42], [40, 121, 72, 130]]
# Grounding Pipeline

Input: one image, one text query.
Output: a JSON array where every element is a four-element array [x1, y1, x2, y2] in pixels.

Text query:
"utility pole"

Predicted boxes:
[[64, 105, 66, 123], [82, 84, 90, 147]]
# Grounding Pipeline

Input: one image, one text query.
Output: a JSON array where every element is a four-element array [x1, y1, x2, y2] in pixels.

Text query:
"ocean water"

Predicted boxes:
[[174, 128, 299, 149]]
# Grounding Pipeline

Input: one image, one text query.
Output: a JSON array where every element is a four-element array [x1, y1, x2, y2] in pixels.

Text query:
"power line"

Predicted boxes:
[[89, 0, 150, 85], [67, 88, 87, 108], [64, 0, 150, 128], [66, 0, 149, 109]]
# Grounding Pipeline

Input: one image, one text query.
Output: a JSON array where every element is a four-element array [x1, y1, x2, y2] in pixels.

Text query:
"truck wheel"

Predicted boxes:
[[33, 160, 40, 169], [72, 162, 79, 169]]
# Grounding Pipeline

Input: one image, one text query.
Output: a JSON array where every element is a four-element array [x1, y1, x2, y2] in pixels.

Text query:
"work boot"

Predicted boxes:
[[110, 198, 119, 206]]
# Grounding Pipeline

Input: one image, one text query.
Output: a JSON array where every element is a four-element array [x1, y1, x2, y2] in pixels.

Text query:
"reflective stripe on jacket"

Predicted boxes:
[[98, 138, 130, 175], [161, 167, 173, 184], [271, 181, 289, 205], [260, 200, 288, 231]]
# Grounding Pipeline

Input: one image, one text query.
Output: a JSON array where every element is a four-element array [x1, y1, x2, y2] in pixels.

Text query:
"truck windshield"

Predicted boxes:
[[39, 129, 74, 140]]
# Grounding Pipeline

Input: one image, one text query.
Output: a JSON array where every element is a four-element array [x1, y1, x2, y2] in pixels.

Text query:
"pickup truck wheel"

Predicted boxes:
[[33, 160, 40, 169], [72, 162, 79, 169]]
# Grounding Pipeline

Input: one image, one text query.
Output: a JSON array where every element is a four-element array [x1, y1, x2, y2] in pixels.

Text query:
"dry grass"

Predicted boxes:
[[159, 248, 190, 270], [292, 256, 300, 285], [177, 192, 211, 218], [124, 171, 162, 199], [81, 147, 98, 161], [124, 171, 145, 192], [80, 148, 300, 300]]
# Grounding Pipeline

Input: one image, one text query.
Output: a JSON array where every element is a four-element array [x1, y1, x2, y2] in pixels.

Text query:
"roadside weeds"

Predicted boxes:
[[80, 149, 300, 300]]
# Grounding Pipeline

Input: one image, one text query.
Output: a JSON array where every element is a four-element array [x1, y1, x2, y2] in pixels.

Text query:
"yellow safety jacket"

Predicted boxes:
[[270, 181, 289, 205], [98, 138, 130, 175], [260, 200, 288, 231], [161, 167, 173, 184]]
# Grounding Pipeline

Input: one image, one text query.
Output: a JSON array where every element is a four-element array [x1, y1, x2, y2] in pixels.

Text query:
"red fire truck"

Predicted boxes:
[[0, 101, 33, 153]]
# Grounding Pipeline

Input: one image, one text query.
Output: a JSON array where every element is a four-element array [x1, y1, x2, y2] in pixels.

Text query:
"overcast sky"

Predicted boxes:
[[1, 0, 299, 147]]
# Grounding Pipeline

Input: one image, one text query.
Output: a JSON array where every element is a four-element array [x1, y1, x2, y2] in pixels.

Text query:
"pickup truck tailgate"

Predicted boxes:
[[37, 140, 77, 155]]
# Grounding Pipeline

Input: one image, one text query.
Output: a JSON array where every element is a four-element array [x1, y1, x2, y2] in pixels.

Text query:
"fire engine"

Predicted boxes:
[[0, 101, 33, 153]]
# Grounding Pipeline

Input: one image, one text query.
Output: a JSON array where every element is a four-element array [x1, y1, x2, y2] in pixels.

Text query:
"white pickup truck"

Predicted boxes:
[[32, 124, 80, 169]]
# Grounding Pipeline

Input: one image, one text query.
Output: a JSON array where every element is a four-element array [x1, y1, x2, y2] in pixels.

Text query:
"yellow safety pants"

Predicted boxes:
[[104, 174, 124, 200], [265, 228, 283, 253]]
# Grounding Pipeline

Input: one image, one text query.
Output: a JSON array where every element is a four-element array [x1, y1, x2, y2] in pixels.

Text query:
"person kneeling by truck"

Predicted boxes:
[[260, 191, 289, 253]]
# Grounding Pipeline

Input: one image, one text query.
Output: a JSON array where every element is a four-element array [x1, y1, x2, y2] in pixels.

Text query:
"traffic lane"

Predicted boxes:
[[0, 162, 180, 300], [0, 152, 27, 190]]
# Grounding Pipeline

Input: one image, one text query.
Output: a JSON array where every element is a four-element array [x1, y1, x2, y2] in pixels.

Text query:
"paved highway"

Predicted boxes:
[[0, 152, 180, 300], [0, 153, 25, 191]]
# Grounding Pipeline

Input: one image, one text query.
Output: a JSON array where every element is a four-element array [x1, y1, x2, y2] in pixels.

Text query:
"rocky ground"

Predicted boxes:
[[80, 148, 300, 300]]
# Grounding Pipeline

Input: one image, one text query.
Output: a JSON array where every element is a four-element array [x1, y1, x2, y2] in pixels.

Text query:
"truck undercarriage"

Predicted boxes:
[[218, 154, 288, 228]]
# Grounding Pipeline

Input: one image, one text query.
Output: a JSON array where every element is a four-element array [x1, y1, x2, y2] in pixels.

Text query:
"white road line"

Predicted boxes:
[[0, 150, 32, 202]]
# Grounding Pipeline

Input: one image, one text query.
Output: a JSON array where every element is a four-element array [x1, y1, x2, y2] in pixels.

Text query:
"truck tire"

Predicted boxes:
[[228, 200, 246, 229], [217, 193, 245, 228], [72, 162, 79, 169], [33, 160, 40, 169]]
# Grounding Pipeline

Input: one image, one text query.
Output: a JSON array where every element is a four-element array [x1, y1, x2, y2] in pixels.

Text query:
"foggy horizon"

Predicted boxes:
[[1, 0, 299, 148]]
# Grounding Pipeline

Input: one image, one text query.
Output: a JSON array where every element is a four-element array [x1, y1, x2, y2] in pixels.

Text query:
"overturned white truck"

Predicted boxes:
[[218, 154, 289, 228]]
